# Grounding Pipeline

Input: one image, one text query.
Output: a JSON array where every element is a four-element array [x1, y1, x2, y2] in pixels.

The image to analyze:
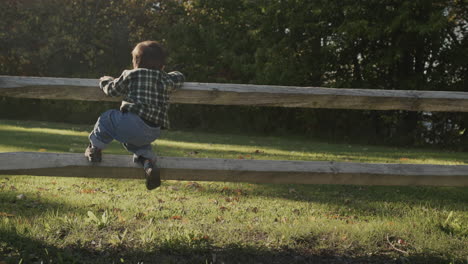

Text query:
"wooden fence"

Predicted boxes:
[[1, 75, 467, 186]]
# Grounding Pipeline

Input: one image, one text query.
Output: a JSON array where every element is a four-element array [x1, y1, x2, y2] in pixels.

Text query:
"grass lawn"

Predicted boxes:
[[0, 119, 467, 263]]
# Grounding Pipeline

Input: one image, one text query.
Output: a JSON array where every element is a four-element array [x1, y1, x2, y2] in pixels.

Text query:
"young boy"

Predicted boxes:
[[85, 40, 184, 190]]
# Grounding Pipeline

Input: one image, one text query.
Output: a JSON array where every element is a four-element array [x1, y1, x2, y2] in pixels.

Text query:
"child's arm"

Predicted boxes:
[[167, 71, 185, 92], [99, 71, 130, 96]]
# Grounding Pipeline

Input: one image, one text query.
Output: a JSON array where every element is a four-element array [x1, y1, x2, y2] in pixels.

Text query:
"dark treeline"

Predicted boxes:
[[1, 0, 467, 149]]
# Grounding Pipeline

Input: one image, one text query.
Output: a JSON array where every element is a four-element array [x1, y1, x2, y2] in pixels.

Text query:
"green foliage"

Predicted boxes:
[[439, 211, 468, 237], [86, 211, 111, 230]]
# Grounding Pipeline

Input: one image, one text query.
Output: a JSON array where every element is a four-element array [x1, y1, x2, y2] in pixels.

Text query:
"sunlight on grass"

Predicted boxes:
[[0, 124, 88, 137], [156, 139, 466, 164], [0, 119, 467, 165]]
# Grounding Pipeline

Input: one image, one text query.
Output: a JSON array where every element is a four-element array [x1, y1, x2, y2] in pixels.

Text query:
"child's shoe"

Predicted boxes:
[[84, 144, 102, 162], [134, 156, 161, 190], [143, 159, 161, 190]]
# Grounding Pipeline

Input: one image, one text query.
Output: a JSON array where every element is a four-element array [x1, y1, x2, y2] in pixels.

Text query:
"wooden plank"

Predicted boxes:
[[1, 152, 467, 187], [1, 75, 467, 112]]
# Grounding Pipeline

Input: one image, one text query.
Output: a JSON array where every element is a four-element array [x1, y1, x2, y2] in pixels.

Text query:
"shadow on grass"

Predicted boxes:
[[0, 229, 457, 264], [0, 180, 465, 263], [190, 182, 468, 217], [0, 188, 91, 219]]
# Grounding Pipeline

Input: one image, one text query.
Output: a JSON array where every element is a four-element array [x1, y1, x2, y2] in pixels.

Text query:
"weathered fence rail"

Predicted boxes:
[[1, 152, 467, 187], [1, 75, 468, 112], [1, 75, 467, 186]]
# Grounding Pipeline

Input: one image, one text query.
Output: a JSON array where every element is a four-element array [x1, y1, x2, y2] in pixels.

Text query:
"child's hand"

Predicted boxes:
[[100, 76, 113, 81]]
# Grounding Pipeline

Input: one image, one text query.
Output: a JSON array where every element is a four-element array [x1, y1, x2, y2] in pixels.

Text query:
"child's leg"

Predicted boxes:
[[117, 112, 161, 190], [126, 143, 160, 190], [116, 112, 161, 158], [89, 109, 123, 149], [122, 143, 156, 162]]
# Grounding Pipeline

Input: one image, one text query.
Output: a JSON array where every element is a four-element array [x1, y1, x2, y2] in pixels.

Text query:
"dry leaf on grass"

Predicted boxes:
[[0, 212, 15, 217]]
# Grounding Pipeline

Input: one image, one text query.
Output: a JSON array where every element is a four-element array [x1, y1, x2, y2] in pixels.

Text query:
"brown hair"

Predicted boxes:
[[131, 40, 166, 70]]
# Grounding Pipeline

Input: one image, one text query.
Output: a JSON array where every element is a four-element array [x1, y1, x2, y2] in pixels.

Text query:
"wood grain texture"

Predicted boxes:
[[1, 152, 467, 186], [1, 75, 467, 111]]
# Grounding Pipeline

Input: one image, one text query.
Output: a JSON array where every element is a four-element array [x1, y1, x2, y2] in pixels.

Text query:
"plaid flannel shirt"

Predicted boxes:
[[99, 68, 184, 129]]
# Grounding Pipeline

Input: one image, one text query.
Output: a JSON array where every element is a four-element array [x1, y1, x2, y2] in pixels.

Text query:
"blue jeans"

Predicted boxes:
[[89, 109, 161, 161]]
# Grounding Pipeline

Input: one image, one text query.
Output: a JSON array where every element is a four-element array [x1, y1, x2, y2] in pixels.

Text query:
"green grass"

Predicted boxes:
[[0, 119, 466, 164], [0, 119, 467, 263]]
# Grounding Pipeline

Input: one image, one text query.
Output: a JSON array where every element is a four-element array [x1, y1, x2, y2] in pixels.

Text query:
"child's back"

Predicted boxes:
[[101, 67, 184, 129]]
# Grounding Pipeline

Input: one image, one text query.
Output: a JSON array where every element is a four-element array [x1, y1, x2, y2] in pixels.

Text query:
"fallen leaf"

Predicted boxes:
[[170, 215, 182, 220], [215, 216, 224, 222], [135, 212, 147, 219], [112, 208, 123, 213], [167, 186, 180, 191], [254, 150, 264, 154], [219, 206, 229, 211], [117, 214, 126, 223], [238, 155, 244, 159], [192, 235, 210, 241], [234, 189, 245, 195], [186, 182, 202, 189], [0, 212, 15, 217], [174, 196, 188, 201], [80, 189, 96, 194]]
